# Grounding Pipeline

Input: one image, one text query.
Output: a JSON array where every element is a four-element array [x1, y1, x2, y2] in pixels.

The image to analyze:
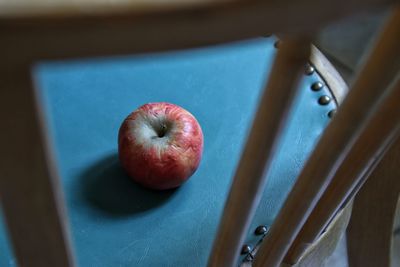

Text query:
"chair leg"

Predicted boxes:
[[0, 65, 75, 267], [347, 137, 400, 267]]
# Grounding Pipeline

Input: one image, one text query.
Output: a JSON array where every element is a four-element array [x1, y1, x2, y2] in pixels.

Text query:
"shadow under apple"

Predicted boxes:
[[80, 153, 177, 216]]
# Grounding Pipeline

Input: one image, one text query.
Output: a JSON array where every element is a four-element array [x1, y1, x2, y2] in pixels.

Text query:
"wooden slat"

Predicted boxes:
[[0, 0, 233, 17], [0, 0, 393, 19], [347, 136, 400, 267], [0, 65, 75, 267], [253, 8, 400, 267], [284, 74, 400, 264], [0, 0, 392, 20], [207, 37, 311, 267], [0, 0, 395, 63]]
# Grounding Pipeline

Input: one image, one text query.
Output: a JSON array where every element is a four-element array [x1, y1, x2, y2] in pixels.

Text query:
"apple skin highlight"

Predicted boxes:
[[118, 102, 204, 190]]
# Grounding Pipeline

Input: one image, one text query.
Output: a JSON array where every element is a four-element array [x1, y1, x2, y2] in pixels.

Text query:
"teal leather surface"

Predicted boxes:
[[0, 210, 16, 266], [0, 37, 336, 266]]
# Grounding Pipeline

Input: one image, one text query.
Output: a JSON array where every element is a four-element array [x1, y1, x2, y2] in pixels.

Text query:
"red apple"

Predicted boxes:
[[118, 102, 204, 190]]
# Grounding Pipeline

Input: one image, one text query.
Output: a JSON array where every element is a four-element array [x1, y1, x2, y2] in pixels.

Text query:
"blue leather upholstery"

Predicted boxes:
[[0, 38, 336, 266]]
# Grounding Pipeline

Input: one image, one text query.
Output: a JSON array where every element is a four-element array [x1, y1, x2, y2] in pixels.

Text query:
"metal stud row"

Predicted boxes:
[[241, 225, 269, 256], [306, 63, 336, 118]]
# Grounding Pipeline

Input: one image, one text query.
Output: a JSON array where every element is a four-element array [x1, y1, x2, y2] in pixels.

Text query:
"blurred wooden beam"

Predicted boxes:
[[0, 65, 75, 267], [1, 0, 396, 63]]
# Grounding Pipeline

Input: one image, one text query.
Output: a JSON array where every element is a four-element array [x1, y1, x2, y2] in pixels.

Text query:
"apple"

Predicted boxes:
[[118, 102, 204, 190]]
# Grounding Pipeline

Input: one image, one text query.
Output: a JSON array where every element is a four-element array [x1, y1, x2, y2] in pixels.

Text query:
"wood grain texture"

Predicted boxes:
[[0, 0, 396, 64], [0, 64, 75, 267], [253, 8, 400, 267], [284, 74, 400, 264], [207, 37, 311, 267], [347, 136, 400, 267]]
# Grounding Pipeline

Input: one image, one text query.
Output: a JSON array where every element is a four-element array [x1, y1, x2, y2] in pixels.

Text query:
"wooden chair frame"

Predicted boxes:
[[0, 1, 398, 266]]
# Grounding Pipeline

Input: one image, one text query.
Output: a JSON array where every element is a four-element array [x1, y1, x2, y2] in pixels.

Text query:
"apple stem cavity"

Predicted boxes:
[[157, 123, 167, 138], [155, 123, 167, 138]]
